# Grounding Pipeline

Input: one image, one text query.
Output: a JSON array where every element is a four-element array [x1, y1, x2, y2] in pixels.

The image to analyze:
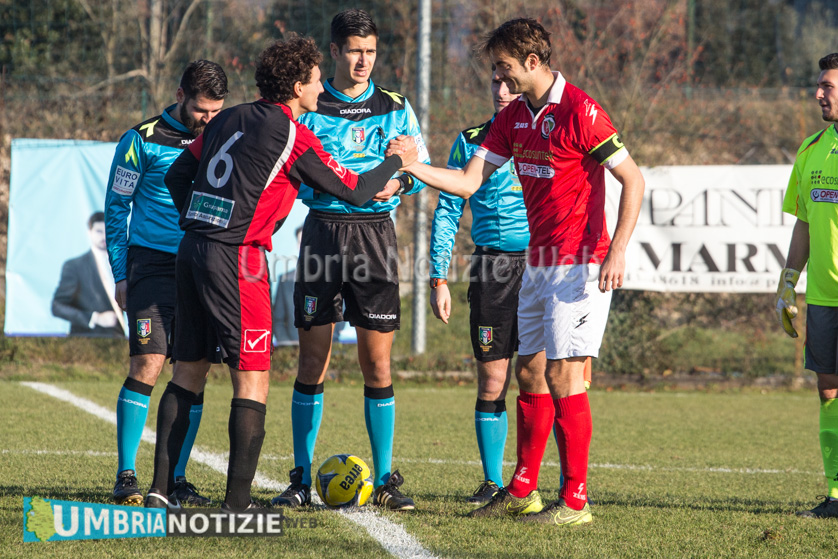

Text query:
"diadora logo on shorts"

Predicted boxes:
[[340, 108, 372, 115], [243, 330, 270, 353], [137, 320, 151, 345], [518, 162, 555, 179], [811, 188, 838, 203], [304, 296, 317, 316], [368, 313, 397, 320]]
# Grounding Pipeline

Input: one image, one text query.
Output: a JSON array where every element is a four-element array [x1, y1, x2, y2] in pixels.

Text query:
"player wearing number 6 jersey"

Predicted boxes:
[[395, 18, 644, 526], [144, 36, 418, 512]]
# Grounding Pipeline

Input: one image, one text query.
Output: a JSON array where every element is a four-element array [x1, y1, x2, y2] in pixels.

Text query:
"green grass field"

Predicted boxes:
[[1, 379, 833, 558]]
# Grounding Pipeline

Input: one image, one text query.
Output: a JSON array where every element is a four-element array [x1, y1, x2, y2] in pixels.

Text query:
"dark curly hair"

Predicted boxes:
[[255, 36, 323, 104], [481, 18, 552, 67]]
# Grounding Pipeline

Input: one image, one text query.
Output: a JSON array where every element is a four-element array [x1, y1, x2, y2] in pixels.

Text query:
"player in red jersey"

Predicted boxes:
[[143, 36, 417, 512], [395, 18, 644, 526]]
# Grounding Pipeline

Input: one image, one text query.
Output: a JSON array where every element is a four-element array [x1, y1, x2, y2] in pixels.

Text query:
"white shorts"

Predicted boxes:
[[517, 263, 613, 360]]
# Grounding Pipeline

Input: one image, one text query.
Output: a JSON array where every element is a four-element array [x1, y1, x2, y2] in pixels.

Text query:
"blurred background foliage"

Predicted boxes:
[[1, 0, 829, 378]]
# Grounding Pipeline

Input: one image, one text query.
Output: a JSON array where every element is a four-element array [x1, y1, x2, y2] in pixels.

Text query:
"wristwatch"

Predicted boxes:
[[429, 278, 448, 289]]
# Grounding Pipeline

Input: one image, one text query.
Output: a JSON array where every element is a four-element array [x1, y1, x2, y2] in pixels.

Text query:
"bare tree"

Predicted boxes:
[[77, 0, 205, 106]]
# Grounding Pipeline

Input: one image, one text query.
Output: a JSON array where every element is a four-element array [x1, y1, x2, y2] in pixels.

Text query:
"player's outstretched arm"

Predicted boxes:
[[292, 135, 418, 207], [387, 138, 497, 199], [599, 154, 645, 293]]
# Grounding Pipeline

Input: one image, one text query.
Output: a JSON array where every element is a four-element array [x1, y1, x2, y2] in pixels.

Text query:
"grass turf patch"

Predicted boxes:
[[1, 380, 831, 558]]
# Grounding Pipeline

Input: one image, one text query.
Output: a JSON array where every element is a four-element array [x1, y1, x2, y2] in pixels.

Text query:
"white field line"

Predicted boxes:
[[20, 381, 437, 559], [1, 449, 118, 457], [4, 449, 819, 477], [394, 457, 820, 476]]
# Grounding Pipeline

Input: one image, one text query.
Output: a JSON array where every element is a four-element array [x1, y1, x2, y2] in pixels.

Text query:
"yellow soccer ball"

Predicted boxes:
[[315, 454, 374, 508]]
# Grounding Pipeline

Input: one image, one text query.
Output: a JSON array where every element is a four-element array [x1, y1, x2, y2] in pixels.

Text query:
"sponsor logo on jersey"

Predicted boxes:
[[478, 326, 493, 346], [514, 122, 529, 129], [518, 162, 555, 179], [514, 148, 552, 161], [186, 192, 235, 228], [112, 165, 139, 195], [540, 113, 556, 139], [368, 313, 397, 320], [811, 188, 838, 202], [137, 319, 151, 338], [340, 108, 372, 115], [304, 296, 317, 316], [243, 329, 270, 353], [808, 170, 838, 187], [351, 127, 365, 145]]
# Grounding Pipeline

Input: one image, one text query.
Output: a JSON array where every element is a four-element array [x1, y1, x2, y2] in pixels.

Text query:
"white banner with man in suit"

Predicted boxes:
[[4, 140, 801, 340]]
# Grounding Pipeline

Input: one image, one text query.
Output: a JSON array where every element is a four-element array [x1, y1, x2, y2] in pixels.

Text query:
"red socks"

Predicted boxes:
[[506, 390, 593, 510], [507, 392, 554, 498], [554, 392, 592, 510]]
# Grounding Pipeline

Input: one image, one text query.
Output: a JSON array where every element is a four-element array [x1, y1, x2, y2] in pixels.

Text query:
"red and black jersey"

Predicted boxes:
[[475, 72, 628, 267], [165, 100, 400, 250]]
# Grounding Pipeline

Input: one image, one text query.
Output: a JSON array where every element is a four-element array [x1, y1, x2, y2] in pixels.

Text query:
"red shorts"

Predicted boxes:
[[174, 233, 272, 371]]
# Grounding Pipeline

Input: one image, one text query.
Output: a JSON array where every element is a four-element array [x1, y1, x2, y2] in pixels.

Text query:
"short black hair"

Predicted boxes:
[[88, 211, 105, 229], [255, 36, 323, 104], [330, 9, 378, 50], [180, 60, 229, 101], [819, 53, 838, 71], [482, 18, 552, 67]]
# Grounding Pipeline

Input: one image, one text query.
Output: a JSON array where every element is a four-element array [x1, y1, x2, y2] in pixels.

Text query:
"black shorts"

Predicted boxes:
[[805, 304, 838, 374], [468, 247, 526, 361], [126, 246, 176, 357], [173, 234, 270, 371], [294, 210, 399, 332]]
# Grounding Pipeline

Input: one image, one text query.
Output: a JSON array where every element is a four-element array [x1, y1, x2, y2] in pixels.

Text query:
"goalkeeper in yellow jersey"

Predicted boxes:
[[778, 52, 838, 518]]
